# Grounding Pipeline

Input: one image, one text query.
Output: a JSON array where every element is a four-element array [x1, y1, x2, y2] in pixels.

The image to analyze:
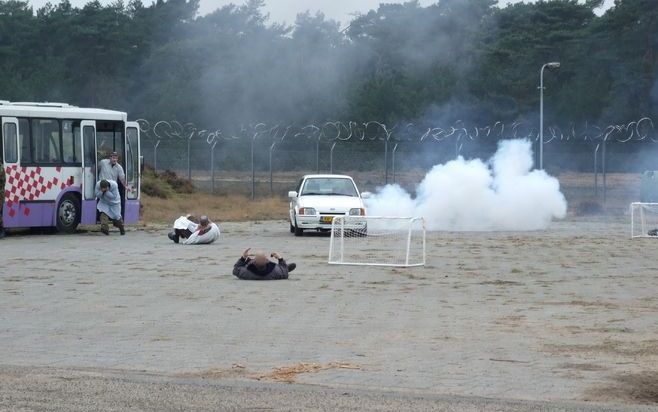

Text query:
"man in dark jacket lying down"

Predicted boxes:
[[233, 248, 297, 280]]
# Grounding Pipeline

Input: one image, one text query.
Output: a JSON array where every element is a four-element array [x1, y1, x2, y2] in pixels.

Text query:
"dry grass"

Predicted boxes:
[[138, 166, 289, 224], [140, 193, 289, 224]]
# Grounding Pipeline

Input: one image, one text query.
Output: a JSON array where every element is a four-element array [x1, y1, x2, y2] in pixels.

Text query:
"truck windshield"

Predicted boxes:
[[301, 178, 358, 197]]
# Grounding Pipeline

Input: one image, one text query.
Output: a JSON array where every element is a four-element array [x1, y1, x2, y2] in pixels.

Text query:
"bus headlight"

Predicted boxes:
[[349, 208, 365, 216]]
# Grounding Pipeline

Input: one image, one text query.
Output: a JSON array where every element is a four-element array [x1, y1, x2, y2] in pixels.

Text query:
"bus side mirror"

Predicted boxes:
[[288, 191, 298, 198], [361, 191, 372, 199], [140, 156, 144, 174]]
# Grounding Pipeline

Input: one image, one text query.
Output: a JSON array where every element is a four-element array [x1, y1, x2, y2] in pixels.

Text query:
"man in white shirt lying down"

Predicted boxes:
[[168, 215, 220, 245]]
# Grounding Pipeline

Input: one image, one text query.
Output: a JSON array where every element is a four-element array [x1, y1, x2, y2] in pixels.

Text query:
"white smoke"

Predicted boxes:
[[365, 139, 567, 231]]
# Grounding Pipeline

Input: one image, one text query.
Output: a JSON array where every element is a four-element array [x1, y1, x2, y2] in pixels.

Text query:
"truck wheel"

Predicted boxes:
[[56, 193, 81, 234], [294, 219, 304, 237]]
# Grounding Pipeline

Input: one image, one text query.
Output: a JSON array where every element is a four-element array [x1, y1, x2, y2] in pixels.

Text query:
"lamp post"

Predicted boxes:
[[539, 61, 560, 170]]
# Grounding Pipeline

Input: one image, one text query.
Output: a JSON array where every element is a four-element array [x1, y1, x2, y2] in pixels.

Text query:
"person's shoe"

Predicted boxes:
[[101, 227, 109, 235], [0, 229, 5, 239], [288, 263, 297, 272], [119, 227, 125, 236], [168, 232, 180, 244]]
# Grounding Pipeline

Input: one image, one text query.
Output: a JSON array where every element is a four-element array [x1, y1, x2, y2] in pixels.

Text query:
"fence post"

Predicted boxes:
[[251, 135, 256, 200], [330, 141, 337, 174], [392, 143, 399, 184], [269, 142, 276, 196], [455, 135, 463, 157], [594, 143, 599, 197], [602, 139, 607, 205], [384, 139, 389, 184], [187, 135, 193, 180], [211, 140, 218, 194], [316, 137, 321, 174], [153, 140, 161, 174]]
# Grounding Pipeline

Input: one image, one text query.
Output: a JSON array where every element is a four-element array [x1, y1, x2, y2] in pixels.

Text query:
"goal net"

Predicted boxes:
[[329, 216, 426, 267], [630, 202, 658, 238]]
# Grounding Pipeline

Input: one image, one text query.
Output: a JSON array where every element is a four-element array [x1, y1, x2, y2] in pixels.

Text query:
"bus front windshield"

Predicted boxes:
[[301, 178, 358, 197]]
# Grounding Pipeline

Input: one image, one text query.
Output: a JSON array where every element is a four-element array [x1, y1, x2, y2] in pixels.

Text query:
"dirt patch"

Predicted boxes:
[[541, 300, 619, 309], [479, 280, 524, 286], [545, 339, 658, 357], [176, 363, 362, 384], [176, 364, 251, 380], [558, 363, 607, 372], [585, 371, 658, 404], [255, 362, 361, 384]]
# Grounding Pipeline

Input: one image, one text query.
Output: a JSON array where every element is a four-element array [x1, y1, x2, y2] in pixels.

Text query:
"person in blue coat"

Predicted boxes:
[[95, 179, 125, 235]]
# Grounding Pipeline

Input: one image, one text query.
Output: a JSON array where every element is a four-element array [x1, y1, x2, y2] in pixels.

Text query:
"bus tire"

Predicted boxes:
[[56, 193, 81, 234]]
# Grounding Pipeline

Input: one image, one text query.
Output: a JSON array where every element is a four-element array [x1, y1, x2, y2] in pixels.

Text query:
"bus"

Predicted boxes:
[[1, 101, 141, 233]]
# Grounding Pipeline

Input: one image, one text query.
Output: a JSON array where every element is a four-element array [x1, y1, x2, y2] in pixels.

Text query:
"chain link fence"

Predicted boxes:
[[137, 119, 658, 210]]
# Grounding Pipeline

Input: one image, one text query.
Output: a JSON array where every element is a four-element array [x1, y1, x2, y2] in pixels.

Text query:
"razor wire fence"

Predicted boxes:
[[136, 118, 658, 204]]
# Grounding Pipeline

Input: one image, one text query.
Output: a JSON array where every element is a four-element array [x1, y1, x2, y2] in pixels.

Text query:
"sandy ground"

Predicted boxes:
[[1, 218, 657, 409]]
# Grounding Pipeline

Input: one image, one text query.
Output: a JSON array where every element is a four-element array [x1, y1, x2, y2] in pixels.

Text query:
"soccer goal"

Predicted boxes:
[[328, 216, 426, 267], [630, 202, 658, 238]]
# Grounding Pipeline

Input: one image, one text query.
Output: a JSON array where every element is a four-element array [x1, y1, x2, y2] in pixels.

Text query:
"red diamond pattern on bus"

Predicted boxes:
[[4, 165, 74, 217]]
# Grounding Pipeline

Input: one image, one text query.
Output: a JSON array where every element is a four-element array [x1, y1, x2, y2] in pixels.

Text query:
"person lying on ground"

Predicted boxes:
[[233, 249, 296, 280], [168, 215, 220, 244], [95, 179, 125, 236]]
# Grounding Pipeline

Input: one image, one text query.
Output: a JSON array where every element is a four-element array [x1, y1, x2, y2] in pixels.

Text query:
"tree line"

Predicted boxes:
[[0, 0, 656, 128]]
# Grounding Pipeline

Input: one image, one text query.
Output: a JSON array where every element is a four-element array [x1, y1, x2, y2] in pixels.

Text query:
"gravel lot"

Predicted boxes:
[[1, 218, 657, 409]]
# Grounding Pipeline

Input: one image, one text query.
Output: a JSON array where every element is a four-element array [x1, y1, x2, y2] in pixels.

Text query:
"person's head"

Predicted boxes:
[[252, 250, 269, 269], [199, 215, 209, 227], [110, 151, 119, 165], [100, 180, 110, 193]]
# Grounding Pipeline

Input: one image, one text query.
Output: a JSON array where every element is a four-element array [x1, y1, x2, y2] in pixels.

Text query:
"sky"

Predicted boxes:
[[26, 0, 616, 23]]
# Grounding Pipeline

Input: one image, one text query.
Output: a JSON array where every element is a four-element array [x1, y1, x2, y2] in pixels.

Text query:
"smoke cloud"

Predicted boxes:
[[365, 139, 567, 231]]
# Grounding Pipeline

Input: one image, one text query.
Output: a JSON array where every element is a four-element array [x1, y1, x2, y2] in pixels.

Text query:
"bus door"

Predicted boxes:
[[2, 117, 19, 226], [124, 122, 141, 224], [80, 120, 97, 224]]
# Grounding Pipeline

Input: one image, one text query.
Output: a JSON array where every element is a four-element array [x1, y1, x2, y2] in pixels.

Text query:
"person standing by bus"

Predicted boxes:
[[95, 180, 125, 235], [0, 159, 5, 239], [98, 151, 128, 218]]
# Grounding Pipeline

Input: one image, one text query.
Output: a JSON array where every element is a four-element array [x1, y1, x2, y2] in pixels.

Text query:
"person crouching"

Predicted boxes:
[[233, 249, 297, 280], [95, 179, 125, 235]]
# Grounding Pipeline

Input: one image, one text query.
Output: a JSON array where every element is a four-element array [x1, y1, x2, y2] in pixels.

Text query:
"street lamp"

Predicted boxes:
[[539, 61, 560, 170]]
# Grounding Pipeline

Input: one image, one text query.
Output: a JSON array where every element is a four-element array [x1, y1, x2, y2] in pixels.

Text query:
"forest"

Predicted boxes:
[[0, 0, 656, 129]]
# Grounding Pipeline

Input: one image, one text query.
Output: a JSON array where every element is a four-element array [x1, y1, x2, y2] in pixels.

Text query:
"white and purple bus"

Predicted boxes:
[[1, 101, 141, 233]]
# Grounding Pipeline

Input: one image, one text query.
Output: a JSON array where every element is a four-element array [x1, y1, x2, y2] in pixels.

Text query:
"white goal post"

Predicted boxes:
[[328, 216, 426, 267], [630, 202, 658, 238]]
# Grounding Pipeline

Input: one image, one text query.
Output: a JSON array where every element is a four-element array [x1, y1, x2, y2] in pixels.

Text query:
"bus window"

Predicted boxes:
[[96, 122, 124, 164], [83, 125, 96, 200], [19, 118, 30, 163], [62, 120, 81, 164], [31, 119, 61, 164], [3, 123, 18, 163], [83, 126, 96, 166]]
